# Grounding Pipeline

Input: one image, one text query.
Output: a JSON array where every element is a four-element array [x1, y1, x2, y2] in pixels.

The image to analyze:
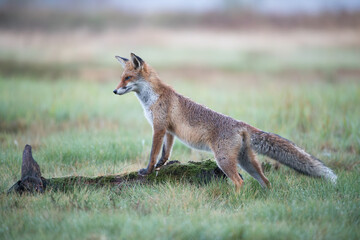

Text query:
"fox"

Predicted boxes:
[[113, 53, 337, 192]]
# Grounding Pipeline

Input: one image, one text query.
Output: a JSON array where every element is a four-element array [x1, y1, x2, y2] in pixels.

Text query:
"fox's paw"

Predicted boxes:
[[155, 161, 165, 170], [138, 168, 151, 176]]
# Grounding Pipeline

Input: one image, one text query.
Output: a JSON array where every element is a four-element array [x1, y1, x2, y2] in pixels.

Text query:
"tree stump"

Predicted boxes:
[[7, 145, 227, 194]]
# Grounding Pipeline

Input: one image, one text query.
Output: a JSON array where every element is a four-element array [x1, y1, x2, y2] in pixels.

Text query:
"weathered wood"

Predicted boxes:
[[21, 144, 42, 180], [7, 145, 45, 194], [7, 145, 227, 194]]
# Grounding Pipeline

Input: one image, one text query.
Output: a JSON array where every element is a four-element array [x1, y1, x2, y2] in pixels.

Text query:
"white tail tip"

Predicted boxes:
[[326, 171, 338, 184]]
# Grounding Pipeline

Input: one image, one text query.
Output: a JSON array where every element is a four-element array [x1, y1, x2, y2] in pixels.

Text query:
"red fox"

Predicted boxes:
[[113, 53, 337, 191]]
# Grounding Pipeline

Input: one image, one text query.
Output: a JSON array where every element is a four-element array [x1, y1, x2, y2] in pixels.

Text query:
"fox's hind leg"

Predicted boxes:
[[238, 149, 270, 188], [238, 132, 270, 188], [212, 145, 244, 192]]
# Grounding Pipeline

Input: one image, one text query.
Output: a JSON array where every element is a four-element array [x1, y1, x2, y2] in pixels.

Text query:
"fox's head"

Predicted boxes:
[[113, 53, 147, 95]]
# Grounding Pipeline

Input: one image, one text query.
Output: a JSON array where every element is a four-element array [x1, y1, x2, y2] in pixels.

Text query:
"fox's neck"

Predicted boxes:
[[135, 80, 159, 109]]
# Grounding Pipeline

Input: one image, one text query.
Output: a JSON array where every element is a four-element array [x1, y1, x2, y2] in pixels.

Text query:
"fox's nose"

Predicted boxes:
[[113, 89, 117, 94]]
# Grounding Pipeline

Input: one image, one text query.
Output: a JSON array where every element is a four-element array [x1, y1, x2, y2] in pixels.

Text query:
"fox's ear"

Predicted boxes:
[[115, 56, 128, 68], [130, 53, 144, 70]]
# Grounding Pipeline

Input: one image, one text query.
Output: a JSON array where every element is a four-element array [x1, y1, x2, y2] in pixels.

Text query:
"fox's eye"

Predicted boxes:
[[125, 76, 132, 81]]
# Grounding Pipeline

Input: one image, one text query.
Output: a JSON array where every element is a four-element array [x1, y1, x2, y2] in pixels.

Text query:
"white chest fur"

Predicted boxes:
[[135, 81, 159, 126]]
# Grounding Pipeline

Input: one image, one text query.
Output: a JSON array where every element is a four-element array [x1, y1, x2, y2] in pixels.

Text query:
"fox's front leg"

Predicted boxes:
[[155, 132, 174, 169], [138, 128, 166, 176]]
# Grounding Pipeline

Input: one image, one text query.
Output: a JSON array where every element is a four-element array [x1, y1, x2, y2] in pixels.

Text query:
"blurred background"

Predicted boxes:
[[1, 0, 360, 82], [0, 0, 359, 176], [1, 2, 360, 238], [0, 0, 360, 239]]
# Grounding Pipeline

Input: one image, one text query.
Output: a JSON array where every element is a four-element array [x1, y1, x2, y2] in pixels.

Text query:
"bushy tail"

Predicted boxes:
[[248, 127, 337, 183]]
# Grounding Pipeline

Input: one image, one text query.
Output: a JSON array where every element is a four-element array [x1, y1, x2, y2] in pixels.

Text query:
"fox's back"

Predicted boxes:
[[166, 92, 245, 151]]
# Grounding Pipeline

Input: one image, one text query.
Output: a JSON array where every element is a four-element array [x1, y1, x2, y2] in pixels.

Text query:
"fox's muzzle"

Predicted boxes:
[[113, 86, 132, 95]]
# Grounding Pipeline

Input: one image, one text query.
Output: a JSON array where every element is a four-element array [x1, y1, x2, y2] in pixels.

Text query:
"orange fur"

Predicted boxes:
[[113, 53, 337, 190]]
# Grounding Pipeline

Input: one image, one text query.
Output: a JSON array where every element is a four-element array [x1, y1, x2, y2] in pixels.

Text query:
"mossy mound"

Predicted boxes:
[[7, 145, 226, 194]]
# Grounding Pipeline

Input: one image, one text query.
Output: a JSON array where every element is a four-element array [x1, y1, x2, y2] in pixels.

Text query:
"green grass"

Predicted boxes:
[[135, 46, 360, 73], [3, 46, 360, 75], [0, 71, 359, 239]]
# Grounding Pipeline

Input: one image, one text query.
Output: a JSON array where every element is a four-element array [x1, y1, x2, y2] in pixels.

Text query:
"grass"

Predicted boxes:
[[0, 28, 360, 239], [1, 75, 359, 240]]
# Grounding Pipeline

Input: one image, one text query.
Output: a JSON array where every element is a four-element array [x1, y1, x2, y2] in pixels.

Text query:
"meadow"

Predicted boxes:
[[0, 27, 360, 239]]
